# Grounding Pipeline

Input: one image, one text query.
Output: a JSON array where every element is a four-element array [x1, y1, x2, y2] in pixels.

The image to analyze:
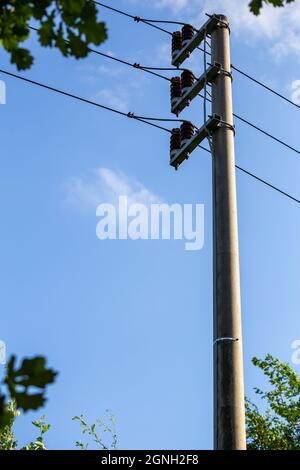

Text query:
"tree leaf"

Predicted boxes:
[[4, 355, 57, 412], [0, 0, 108, 70]]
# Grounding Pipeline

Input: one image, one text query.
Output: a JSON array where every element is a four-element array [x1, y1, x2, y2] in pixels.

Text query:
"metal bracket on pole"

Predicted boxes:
[[213, 337, 239, 346], [172, 15, 221, 68], [172, 62, 221, 116], [170, 114, 221, 169]]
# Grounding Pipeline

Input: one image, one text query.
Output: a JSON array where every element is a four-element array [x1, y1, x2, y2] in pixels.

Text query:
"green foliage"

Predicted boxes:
[[22, 415, 50, 450], [249, 0, 295, 15], [73, 411, 118, 450], [0, 409, 117, 450], [1, 354, 115, 451], [0, 401, 19, 450], [0, 355, 57, 427], [246, 354, 300, 450], [0, 401, 50, 450], [0, 0, 107, 70]]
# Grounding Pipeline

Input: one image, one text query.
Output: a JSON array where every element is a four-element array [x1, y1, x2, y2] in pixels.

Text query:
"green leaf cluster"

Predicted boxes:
[[0, 1, 107, 70], [0, 401, 51, 450], [246, 354, 300, 449], [72, 411, 118, 450], [249, 0, 295, 15], [0, 401, 19, 450], [0, 355, 57, 427], [22, 415, 50, 450]]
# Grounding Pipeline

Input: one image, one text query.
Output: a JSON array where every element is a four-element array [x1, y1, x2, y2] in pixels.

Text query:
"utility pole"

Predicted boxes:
[[211, 15, 246, 450], [170, 14, 246, 450]]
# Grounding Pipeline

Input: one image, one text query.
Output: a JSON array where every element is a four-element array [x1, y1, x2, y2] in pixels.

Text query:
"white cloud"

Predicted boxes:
[[291, 80, 300, 104], [149, 0, 188, 12], [78, 62, 122, 81], [155, 42, 170, 63], [200, 0, 282, 39], [78, 63, 131, 113], [78, 58, 147, 111], [129, 0, 300, 59], [64, 167, 162, 213], [93, 88, 129, 113], [128, 0, 189, 14]]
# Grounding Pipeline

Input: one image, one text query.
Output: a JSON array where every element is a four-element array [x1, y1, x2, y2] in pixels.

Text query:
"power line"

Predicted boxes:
[[28, 25, 171, 83], [0, 68, 172, 133], [138, 66, 187, 72], [0, 67, 199, 142], [199, 145, 300, 204], [1, 67, 298, 205], [232, 112, 300, 156], [95, 1, 298, 112], [231, 65, 300, 110], [93, 1, 195, 31], [134, 116, 185, 123], [28, 26, 192, 80], [235, 165, 300, 204], [198, 94, 300, 156], [94, 1, 208, 54], [94, 1, 173, 36], [28, 25, 300, 157], [93, 1, 138, 21]]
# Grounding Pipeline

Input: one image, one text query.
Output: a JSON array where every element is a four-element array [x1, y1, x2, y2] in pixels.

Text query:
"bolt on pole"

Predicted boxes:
[[211, 15, 246, 450]]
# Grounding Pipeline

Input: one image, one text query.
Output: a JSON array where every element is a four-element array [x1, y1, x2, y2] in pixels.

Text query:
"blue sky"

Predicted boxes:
[[0, 0, 300, 450]]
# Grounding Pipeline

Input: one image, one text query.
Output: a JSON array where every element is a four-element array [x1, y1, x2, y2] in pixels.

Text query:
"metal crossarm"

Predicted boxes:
[[170, 114, 221, 169], [171, 62, 221, 116], [172, 15, 220, 67]]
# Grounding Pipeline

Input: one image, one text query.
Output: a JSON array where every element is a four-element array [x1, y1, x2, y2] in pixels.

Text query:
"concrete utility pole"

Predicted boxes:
[[170, 14, 246, 449], [211, 15, 246, 450]]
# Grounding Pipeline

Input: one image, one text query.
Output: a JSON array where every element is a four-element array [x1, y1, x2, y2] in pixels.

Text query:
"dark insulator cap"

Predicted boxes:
[[172, 31, 182, 54], [180, 121, 195, 141], [182, 24, 194, 43], [170, 128, 181, 151], [171, 77, 182, 99], [181, 70, 195, 90]]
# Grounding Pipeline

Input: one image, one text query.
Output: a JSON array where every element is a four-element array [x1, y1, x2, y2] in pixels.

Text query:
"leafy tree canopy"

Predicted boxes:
[[0, 355, 57, 427], [73, 412, 118, 450], [249, 0, 295, 15], [0, 401, 51, 450], [0, 0, 107, 70], [0, 404, 117, 450], [246, 354, 300, 450]]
